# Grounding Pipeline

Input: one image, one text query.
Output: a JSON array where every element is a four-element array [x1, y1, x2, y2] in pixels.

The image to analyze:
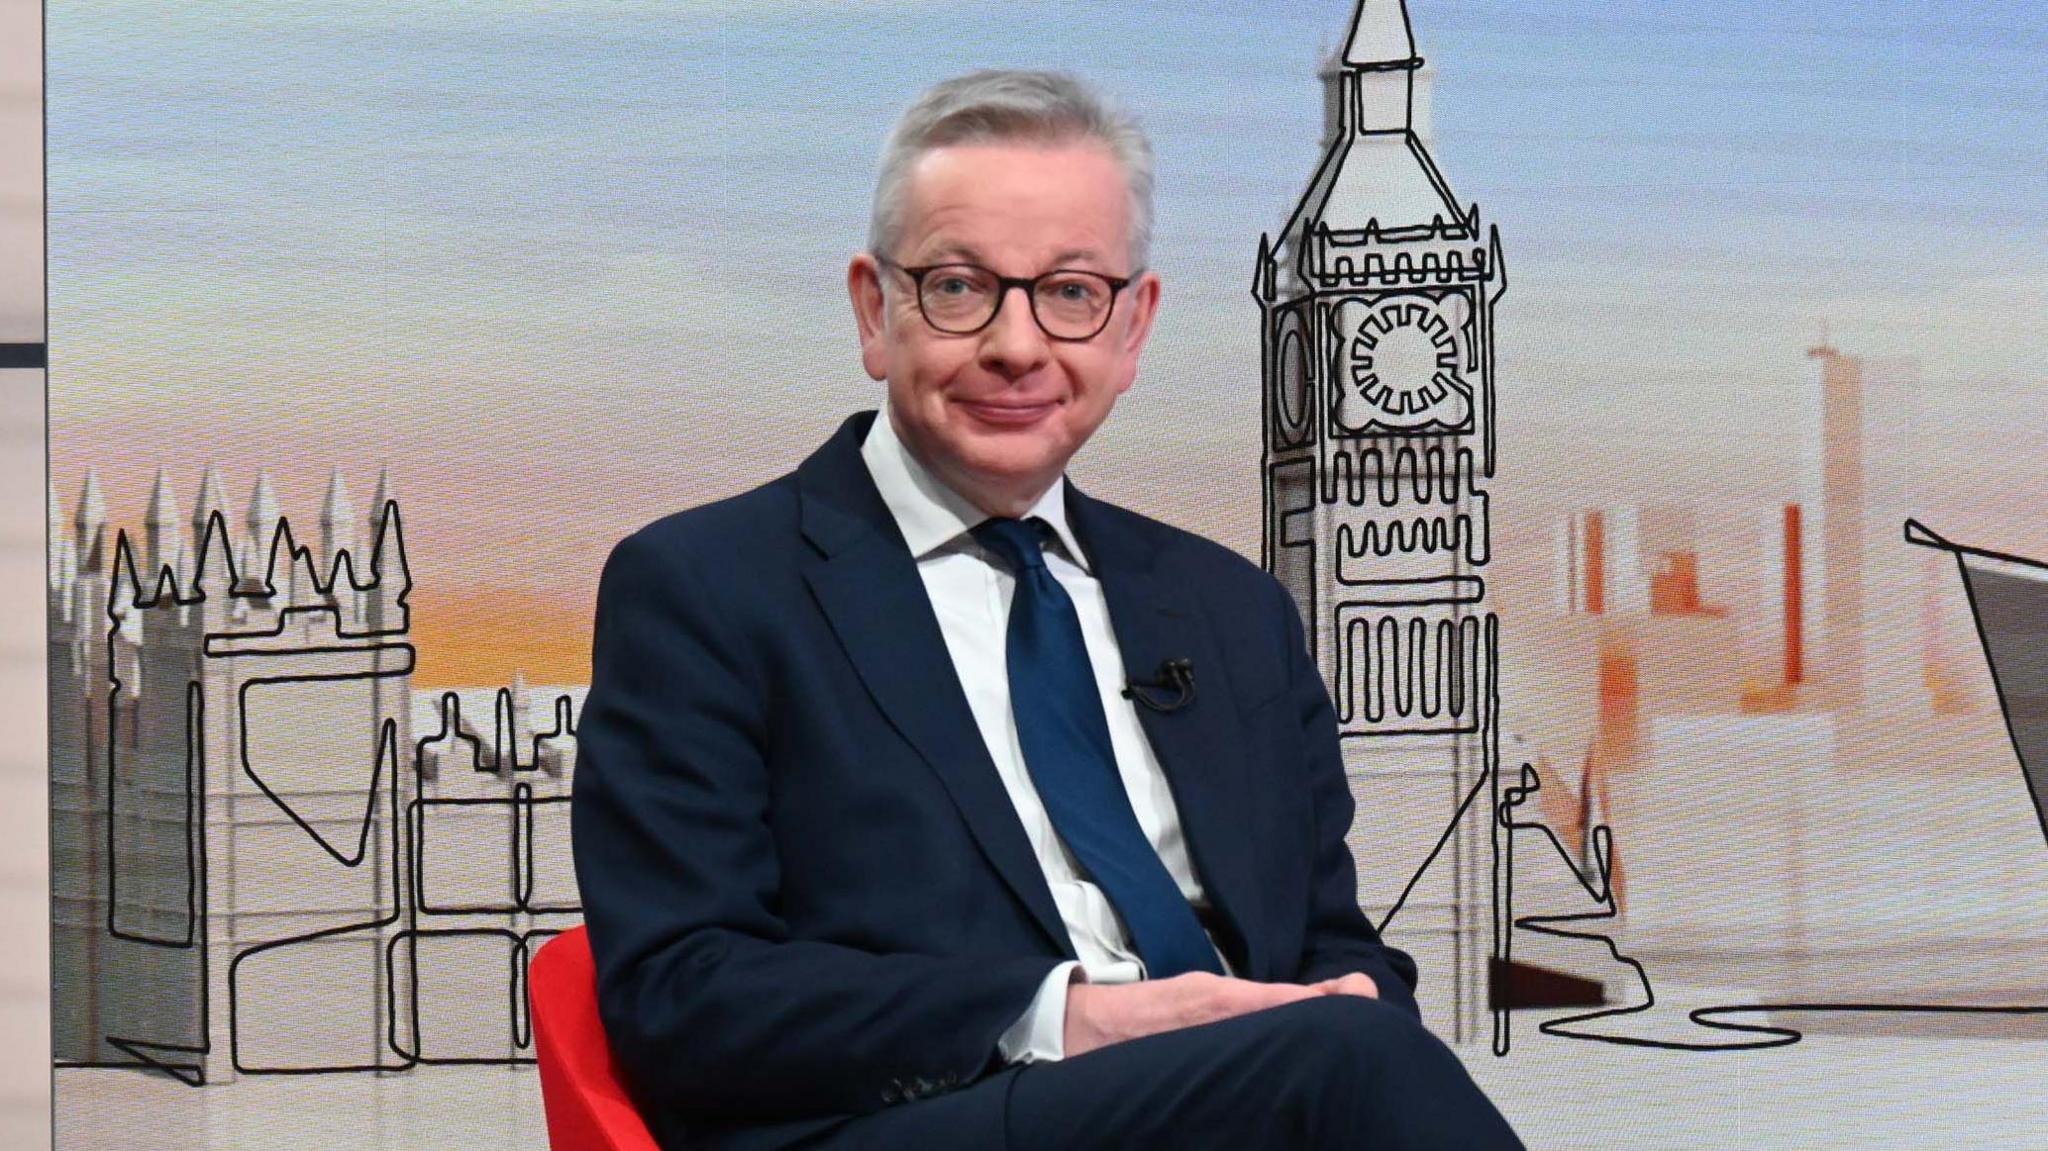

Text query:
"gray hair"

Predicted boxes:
[[867, 68, 1155, 271]]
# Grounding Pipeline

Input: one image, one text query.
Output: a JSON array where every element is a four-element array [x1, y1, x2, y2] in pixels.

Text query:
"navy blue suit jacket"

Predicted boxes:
[[571, 410, 1420, 1150]]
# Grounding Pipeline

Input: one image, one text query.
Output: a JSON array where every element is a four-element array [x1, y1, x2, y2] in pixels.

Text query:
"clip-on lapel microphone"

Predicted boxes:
[[1122, 658, 1196, 713]]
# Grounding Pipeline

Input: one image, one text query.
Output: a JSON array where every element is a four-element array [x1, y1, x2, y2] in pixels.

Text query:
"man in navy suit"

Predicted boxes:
[[572, 69, 1522, 1150]]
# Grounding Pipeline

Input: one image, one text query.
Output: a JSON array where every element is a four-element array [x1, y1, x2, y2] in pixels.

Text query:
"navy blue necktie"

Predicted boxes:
[[972, 516, 1223, 979]]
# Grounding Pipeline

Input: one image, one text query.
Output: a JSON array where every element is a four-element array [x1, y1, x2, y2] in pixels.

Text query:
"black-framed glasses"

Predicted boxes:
[[876, 255, 1140, 342]]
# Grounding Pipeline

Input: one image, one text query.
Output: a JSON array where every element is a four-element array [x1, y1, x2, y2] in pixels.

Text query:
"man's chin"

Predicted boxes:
[[946, 437, 1065, 493], [963, 451, 1060, 485]]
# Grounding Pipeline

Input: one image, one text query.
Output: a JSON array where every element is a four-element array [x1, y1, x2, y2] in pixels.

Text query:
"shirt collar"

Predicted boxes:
[[859, 400, 1092, 573]]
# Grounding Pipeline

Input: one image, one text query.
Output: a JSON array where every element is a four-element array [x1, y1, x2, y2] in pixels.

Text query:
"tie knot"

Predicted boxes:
[[973, 516, 1051, 574]]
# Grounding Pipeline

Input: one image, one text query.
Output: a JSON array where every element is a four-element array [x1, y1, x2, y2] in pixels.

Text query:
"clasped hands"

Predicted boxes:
[[1064, 969, 1379, 1058]]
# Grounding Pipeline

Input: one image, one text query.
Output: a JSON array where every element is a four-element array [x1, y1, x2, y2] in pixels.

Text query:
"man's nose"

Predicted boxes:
[[977, 284, 1052, 378]]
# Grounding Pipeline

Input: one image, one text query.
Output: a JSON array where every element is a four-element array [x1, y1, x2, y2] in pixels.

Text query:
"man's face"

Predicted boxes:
[[849, 139, 1161, 512]]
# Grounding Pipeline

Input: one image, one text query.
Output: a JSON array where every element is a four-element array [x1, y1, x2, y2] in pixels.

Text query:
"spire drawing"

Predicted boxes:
[[75, 469, 106, 573], [192, 463, 226, 533], [322, 467, 356, 580], [146, 467, 180, 586], [246, 469, 279, 552], [1342, 0, 1420, 69]]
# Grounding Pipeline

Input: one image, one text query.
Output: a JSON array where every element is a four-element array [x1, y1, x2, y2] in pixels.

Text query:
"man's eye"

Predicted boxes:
[[934, 277, 975, 295], [1046, 279, 1102, 305]]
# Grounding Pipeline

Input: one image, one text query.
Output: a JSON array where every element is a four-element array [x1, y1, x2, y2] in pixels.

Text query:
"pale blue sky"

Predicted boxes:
[[50, 1, 2048, 368], [46, 0, 2048, 588]]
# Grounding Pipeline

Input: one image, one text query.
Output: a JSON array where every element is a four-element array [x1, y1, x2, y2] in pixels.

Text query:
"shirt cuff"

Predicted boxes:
[[995, 960, 1085, 1065]]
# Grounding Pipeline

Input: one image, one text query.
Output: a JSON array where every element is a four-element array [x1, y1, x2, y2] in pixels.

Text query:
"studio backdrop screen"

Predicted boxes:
[[45, 1, 2048, 1147]]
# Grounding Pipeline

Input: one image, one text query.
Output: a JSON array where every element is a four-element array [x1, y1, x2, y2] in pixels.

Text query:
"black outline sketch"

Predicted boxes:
[[52, 482, 585, 1085], [1262, 0, 2048, 1060], [1480, 519, 2048, 1054], [1259, 0, 1504, 1045], [49, 0, 2048, 1099]]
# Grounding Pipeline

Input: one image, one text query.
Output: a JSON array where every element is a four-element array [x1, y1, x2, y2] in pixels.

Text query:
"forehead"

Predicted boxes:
[[899, 140, 1131, 268]]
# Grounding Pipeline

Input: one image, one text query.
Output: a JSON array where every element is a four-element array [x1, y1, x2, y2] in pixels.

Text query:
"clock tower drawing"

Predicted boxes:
[[1255, 0, 1504, 1045]]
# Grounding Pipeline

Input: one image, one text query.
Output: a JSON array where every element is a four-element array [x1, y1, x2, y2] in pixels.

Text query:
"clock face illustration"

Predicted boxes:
[[1332, 295, 1473, 434]]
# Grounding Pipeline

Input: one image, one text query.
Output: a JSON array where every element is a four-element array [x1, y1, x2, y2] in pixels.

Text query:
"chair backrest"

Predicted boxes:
[[530, 926, 663, 1151]]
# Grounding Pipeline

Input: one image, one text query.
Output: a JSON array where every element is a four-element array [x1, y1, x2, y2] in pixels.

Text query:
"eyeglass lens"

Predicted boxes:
[[917, 264, 1117, 338]]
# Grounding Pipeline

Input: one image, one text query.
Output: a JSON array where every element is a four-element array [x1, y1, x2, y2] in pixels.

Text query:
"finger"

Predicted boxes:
[[1213, 980, 1317, 1022], [1319, 973, 1379, 998], [1254, 983, 1324, 1010]]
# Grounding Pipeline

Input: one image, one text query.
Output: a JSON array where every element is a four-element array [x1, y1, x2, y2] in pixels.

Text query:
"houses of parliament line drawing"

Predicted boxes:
[[49, 465, 582, 1084]]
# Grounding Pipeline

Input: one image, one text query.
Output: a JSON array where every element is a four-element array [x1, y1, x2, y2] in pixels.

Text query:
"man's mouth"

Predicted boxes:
[[956, 398, 1058, 427]]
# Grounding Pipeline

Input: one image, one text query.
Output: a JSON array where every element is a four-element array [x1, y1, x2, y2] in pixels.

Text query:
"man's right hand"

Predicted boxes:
[[1063, 971, 1379, 1059]]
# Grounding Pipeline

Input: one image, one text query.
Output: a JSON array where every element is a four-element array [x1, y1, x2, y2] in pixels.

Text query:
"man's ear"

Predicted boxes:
[[1114, 271, 1163, 394], [848, 254, 889, 382]]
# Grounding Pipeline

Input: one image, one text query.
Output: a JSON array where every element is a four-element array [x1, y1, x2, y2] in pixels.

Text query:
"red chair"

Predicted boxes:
[[531, 926, 663, 1151]]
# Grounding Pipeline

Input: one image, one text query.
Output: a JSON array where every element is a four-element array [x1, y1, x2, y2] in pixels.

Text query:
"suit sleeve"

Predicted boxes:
[[1273, 577, 1423, 1017], [571, 529, 1063, 1122]]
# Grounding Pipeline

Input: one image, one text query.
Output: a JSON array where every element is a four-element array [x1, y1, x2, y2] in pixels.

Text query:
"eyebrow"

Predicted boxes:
[[920, 241, 1107, 268]]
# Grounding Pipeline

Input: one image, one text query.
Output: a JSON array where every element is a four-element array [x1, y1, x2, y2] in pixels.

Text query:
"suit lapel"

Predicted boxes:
[[796, 414, 1075, 959], [1068, 488, 1271, 980]]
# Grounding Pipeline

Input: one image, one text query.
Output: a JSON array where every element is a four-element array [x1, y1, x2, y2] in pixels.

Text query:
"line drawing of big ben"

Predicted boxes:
[[1256, 0, 1505, 1046]]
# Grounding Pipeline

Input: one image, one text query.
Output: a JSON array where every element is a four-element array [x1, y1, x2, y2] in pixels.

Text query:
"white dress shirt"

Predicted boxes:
[[858, 401, 1232, 1065]]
